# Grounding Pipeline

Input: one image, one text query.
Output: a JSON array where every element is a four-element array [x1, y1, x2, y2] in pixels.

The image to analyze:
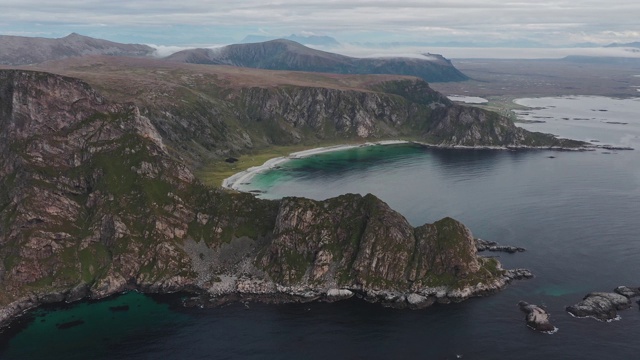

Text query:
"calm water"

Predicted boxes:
[[2, 96, 640, 359]]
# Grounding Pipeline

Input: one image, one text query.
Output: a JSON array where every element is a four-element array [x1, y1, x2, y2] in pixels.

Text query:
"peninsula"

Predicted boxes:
[[0, 53, 584, 327]]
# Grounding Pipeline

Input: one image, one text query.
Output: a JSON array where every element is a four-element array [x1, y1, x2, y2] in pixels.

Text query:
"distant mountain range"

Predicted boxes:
[[0, 33, 155, 65], [605, 41, 640, 48], [241, 34, 340, 46], [562, 55, 640, 65], [0, 33, 466, 82], [165, 39, 468, 82]]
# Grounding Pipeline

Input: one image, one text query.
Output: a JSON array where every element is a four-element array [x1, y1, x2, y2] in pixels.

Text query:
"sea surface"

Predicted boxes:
[[2, 96, 640, 359]]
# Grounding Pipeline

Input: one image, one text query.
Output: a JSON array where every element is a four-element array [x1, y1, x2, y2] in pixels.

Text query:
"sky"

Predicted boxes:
[[1, 1, 640, 58]]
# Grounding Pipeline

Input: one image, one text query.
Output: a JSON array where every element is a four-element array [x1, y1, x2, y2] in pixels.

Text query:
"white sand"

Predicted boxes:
[[222, 141, 410, 190]]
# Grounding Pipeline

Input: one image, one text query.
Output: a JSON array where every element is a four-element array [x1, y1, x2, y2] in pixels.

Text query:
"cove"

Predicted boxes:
[[0, 292, 191, 360]]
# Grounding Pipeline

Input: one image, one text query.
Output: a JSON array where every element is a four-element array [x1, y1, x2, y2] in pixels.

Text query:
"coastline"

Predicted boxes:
[[221, 139, 608, 192], [221, 140, 410, 190]]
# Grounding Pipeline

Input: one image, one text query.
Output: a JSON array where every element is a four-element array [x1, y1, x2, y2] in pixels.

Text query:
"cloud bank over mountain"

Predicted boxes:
[[1, 1, 639, 47]]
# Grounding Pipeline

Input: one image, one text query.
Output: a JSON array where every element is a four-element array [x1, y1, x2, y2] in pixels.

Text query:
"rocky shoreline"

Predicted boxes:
[[0, 265, 535, 331], [180, 266, 534, 311]]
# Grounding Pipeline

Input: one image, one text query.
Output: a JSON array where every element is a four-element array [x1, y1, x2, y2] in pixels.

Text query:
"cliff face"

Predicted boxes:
[[0, 70, 198, 302], [0, 70, 515, 325], [143, 77, 578, 166]]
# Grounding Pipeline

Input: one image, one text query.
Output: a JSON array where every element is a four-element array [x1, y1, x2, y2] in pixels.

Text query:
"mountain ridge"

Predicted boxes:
[[0, 33, 155, 65], [240, 34, 340, 46], [165, 39, 469, 82]]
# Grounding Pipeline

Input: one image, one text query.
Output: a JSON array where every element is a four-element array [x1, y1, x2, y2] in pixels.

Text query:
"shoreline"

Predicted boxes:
[[221, 140, 410, 190], [221, 140, 611, 192]]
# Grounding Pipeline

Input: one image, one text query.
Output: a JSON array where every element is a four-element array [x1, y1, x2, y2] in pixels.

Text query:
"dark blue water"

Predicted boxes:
[[2, 97, 640, 358]]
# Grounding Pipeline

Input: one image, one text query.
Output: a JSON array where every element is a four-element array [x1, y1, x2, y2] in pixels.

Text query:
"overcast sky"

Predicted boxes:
[[1, 1, 639, 49]]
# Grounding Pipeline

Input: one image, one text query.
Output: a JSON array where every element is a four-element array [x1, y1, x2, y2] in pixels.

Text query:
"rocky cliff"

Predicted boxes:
[[8, 56, 583, 167], [149, 77, 582, 165], [0, 70, 524, 326]]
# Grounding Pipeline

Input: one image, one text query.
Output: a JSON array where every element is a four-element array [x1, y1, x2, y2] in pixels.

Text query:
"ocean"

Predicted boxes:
[[1, 96, 639, 359]]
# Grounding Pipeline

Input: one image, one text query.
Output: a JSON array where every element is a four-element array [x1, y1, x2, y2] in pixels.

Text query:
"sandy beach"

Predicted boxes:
[[221, 140, 409, 190]]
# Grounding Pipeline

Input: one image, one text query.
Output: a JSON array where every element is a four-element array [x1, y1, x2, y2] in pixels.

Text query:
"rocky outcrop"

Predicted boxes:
[[17, 56, 587, 166], [614, 286, 640, 298], [475, 239, 526, 253], [518, 301, 557, 333], [566, 292, 632, 321], [0, 69, 530, 327]]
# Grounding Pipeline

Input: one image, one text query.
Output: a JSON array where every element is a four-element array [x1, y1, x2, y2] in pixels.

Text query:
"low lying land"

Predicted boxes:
[[432, 58, 640, 98], [431, 58, 640, 119]]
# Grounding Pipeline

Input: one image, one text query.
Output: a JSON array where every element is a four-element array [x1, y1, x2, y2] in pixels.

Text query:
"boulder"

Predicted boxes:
[[406, 293, 435, 309], [614, 286, 640, 298], [518, 301, 556, 333], [326, 288, 354, 300]]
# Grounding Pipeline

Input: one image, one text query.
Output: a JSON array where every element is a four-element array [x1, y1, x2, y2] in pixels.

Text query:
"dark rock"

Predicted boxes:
[[56, 319, 85, 330], [475, 239, 525, 253], [505, 268, 534, 280], [566, 292, 631, 321], [614, 286, 640, 298], [224, 157, 239, 163], [518, 301, 556, 333]]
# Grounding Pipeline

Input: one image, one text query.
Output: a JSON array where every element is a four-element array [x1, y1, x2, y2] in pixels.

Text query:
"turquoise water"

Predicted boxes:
[[0, 292, 190, 360], [242, 143, 428, 198]]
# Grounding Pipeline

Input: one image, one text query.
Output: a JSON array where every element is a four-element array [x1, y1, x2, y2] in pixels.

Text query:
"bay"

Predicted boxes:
[[2, 96, 640, 359]]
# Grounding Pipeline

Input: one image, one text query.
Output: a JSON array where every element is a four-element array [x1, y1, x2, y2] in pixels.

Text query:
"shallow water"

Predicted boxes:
[[2, 96, 640, 359]]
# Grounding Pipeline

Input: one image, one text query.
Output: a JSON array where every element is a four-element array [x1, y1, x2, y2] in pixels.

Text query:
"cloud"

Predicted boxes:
[[1, 1, 640, 47], [147, 43, 224, 57]]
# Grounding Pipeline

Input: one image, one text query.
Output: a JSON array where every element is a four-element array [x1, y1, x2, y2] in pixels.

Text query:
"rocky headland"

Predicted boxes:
[[0, 65, 580, 328]]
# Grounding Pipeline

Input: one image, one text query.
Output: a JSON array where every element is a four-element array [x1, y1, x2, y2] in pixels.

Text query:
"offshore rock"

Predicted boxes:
[[505, 269, 534, 280], [518, 301, 557, 333], [566, 292, 632, 321], [475, 238, 526, 253]]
